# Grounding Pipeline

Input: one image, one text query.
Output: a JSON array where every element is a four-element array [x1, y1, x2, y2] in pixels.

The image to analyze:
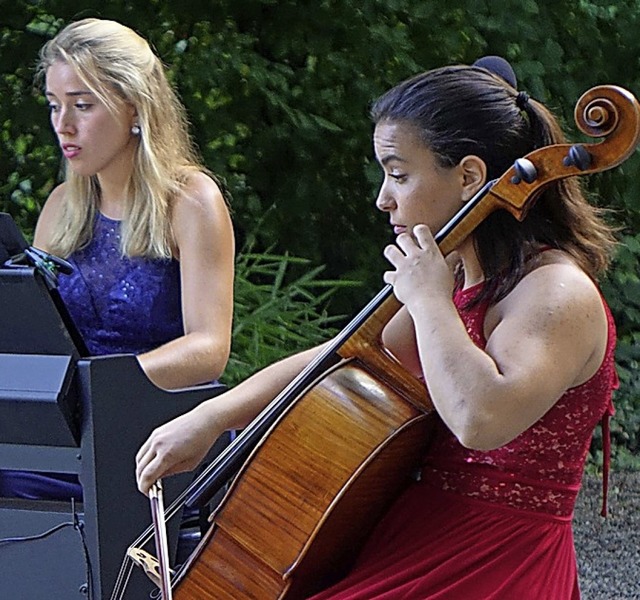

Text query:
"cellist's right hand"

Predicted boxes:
[[136, 343, 328, 496], [136, 402, 223, 496]]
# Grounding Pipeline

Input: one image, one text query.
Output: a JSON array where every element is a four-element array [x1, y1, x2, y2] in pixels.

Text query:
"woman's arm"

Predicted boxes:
[[137, 172, 235, 389], [383, 225, 608, 451], [33, 184, 66, 250], [135, 343, 327, 494]]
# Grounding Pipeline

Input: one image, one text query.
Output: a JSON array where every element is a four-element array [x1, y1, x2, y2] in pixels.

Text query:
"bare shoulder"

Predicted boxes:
[[491, 254, 604, 329], [514, 252, 601, 311], [171, 170, 233, 255], [487, 251, 608, 384], [178, 171, 225, 212], [173, 171, 228, 226], [33, 183, 67, 250]]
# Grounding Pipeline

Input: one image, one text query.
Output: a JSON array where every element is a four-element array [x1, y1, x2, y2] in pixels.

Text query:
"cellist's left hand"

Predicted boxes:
[[383, 224, 457, 308]]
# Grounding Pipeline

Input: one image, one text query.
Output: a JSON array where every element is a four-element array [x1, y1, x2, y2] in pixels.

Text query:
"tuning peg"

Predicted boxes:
[[563, 144, 592, 171], [510, 158, 538, 184]]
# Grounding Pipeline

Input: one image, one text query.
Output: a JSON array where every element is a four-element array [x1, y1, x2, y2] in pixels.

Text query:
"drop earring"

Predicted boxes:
[[131, 124, 141, 136]]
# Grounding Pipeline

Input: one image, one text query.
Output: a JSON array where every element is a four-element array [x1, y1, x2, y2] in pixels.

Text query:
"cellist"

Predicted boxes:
[[136, 57, 619, 599]]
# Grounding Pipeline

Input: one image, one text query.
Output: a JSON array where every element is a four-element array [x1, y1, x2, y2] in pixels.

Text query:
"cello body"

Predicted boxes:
[[174, 353, 435, 599]]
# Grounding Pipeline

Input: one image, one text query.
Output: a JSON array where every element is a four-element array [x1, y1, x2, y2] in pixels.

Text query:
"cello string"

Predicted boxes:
[[109, 558, 133, 600]]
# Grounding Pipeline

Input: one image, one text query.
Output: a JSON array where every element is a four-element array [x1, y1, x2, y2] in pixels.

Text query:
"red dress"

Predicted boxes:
[[309, 283, 617, 600]]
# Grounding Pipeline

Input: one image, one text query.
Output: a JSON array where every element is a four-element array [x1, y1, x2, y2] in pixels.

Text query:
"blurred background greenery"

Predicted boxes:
[[2, 0, 639, 467]]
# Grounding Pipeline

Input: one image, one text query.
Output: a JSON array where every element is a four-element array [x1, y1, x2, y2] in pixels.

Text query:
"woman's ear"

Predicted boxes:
[[459, 155, 487, 201], [127, 103, 138, 126]]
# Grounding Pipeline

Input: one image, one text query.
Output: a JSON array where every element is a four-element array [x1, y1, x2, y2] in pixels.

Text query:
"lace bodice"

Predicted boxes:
[[56, 213, 183, 356], [422, 283, 617, 519]]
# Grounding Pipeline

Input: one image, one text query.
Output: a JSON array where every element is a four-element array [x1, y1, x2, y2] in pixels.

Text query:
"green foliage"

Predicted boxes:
[[225, 243, 359, 387], [599, 235, 640, 470], [3, 0, 640, 467]]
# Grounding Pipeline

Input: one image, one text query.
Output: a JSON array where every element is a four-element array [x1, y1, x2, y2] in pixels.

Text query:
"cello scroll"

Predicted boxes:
[[438, 84, 640, 256]]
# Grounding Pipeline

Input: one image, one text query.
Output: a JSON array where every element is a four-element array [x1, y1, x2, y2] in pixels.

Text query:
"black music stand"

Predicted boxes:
[[0, 212, 29, 263]]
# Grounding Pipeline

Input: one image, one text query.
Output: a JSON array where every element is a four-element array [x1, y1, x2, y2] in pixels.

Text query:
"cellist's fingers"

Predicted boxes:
[[383, 243, 406, 268], [135, 434, 153, 466], [411, 223, 437, 247], [135, 446, 160, 496], [383, 269, 396, 286], [135, 430, 158, 475], [135, 432, 174, 495], [136, 449, 188, 496], [444, 249, 462, 273], [137, 427, 216, 494]]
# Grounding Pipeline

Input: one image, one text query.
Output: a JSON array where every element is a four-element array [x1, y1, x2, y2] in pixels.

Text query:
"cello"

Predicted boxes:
[[115, 84, 640, 599]]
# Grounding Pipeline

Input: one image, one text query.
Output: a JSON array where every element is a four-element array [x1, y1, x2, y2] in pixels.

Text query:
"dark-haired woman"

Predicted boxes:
[[136, 58, 617, 599]]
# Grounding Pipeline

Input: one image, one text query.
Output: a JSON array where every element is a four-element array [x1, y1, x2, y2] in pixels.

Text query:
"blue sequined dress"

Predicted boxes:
[[0, 213, 183, 500], [59, 212, 183, 355]]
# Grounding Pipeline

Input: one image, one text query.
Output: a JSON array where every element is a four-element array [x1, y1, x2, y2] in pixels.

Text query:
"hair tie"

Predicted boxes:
[[472, 55, 517, 88], [516, 91, 530, 110]]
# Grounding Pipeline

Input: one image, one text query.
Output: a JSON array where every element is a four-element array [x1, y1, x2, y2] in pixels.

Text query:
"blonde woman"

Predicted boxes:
[[0, 18, 234, 500]]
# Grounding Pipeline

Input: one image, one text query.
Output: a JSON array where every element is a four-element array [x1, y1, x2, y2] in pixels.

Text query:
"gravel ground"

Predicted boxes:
[[574, 470, 640, 599]]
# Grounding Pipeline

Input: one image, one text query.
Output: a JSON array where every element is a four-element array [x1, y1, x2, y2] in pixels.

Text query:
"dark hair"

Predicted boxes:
[[371, 64, 616, 306]]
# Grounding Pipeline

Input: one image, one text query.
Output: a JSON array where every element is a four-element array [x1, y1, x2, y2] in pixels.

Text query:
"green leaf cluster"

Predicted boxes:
[[227, 238, 359, 386]]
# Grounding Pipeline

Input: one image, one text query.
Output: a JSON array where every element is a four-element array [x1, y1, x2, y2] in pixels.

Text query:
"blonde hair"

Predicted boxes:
[[37, 18, 206, 258]]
